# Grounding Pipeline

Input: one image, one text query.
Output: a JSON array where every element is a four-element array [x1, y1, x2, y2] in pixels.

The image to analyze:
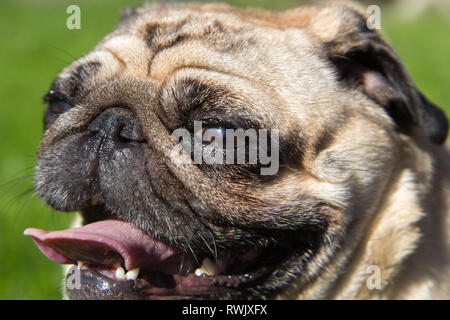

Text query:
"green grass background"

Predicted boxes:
[[0, 0, 448, 299]]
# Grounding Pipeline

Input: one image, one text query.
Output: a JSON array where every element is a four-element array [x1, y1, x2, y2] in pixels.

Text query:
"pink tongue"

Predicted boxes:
[[24, 220, 181, 271]]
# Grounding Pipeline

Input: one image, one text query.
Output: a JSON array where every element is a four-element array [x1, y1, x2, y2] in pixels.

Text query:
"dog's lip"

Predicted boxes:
[[67, 267, 257, 299], [24, 218, 291, 298], [23, 219, 195, 274]]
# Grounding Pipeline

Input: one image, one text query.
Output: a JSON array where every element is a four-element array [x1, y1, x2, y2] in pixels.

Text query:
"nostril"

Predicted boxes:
[[87, 116, 102, 134], [87, 108, 146, 143], [119, 122, 146, 143]]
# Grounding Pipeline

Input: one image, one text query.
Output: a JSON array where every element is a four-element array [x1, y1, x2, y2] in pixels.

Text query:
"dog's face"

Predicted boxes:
[[25, 2, 448, 299]]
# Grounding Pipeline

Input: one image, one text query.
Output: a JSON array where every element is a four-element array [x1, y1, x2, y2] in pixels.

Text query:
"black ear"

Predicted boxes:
[[315, 4, 448, 144], [416, 91, 449, 144]]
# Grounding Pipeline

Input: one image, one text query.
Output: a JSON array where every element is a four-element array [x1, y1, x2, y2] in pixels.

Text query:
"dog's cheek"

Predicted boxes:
[[305, 117, 400, 215]]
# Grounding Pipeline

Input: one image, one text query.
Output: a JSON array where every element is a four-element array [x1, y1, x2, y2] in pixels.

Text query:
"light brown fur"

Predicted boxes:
[[38, 1, 449, 299]]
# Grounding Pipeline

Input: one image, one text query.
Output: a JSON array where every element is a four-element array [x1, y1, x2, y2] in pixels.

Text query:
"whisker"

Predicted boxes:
[[13, 189, 38, 225], [211, 233, 218, 263], [47, 44, 78, 60], [178, 252, 186, 274], [184, 240, 199, 267], [0, 176, 35, 212], [0, 173, 34, 191], [198, 233, 215, 260]]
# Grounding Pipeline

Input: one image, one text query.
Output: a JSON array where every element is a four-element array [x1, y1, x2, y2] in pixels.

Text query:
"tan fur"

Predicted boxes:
[[40, 1, 450, 299]]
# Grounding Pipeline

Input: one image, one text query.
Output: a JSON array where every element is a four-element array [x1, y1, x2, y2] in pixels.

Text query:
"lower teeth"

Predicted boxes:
[[83, 256, 219, 281], [115, 267, 126, 280], [194, 257, 218, 276], [114, 266, 140, 281], [126, 268, 140, 280]]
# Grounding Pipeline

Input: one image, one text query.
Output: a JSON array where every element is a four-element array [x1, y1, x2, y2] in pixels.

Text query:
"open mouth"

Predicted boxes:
[[24, 204, 299, 299]]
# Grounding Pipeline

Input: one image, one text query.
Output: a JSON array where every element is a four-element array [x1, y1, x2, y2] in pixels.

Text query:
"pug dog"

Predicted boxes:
[[24, 1, 450, 299]]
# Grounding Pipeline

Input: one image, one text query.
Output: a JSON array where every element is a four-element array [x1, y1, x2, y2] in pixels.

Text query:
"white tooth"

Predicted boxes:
[[201, 258, 217, 275], [126, 268, 140, 280], [115, 267, 126, 280], [194, 268, 203, 277], [194, 258, 218, 277]]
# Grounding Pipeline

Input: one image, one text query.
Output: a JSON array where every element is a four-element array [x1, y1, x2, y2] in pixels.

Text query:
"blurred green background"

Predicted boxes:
[[0, 0, 448, 299]]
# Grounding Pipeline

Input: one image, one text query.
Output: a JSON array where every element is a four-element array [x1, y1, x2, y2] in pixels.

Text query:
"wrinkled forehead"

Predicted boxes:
[[60, 5, 331, 86], [53, 4, 342, 133]]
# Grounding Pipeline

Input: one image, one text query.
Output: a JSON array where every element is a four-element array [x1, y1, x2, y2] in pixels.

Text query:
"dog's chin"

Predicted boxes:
[[26, 198, 322, 300]]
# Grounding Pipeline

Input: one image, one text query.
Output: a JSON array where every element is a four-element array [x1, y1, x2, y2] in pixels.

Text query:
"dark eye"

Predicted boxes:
[[195, 126, 247, 149], [44, 90, 72, 114], [49, 100, 71, 114], [199, 127, 226, 146]]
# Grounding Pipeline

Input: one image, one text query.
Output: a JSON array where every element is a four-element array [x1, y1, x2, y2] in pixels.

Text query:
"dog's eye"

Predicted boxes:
[[201, 127, 225, 146], [44, 90, 72, 115], [196, 127, 246, 149], [49, 101, 71, 114]]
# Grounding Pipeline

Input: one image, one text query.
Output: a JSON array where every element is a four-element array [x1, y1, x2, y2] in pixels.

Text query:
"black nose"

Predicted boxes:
[[87, 107, 145, 143]]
